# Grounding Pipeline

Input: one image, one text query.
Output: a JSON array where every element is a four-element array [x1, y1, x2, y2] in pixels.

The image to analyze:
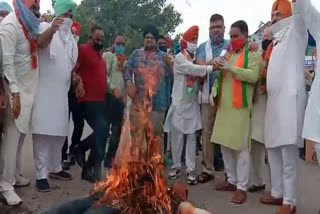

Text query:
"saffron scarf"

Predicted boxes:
[[215, 42, 249, 108]]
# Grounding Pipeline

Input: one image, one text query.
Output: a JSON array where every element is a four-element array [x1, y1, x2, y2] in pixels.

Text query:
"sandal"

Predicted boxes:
[[197, 172, 214, 183]]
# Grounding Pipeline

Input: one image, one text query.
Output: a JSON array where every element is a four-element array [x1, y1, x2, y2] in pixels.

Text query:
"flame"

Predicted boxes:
[[91, 61, 171, 213]]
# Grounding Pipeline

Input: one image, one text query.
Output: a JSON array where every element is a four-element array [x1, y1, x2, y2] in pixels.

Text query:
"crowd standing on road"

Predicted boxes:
[[0, 0, 319, 214]]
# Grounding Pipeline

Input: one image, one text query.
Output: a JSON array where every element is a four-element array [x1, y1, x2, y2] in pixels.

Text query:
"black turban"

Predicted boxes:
[[142, 24, 160, 41]]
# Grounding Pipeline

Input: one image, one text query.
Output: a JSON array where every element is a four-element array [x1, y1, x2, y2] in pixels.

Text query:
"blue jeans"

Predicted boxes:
[[81, 102, 108, 180]]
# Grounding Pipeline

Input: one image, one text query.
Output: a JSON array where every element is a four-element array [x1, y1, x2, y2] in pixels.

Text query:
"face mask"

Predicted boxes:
[[210, 32, 224, 45], [186, 42, 198, 53], [158, 46, 167, 53], [0, 17, 3, 23], [15, 0, 41, 36], [60, 18, 73, 32], [74, 35, 79, 43], [262, 39, 272, 51], [114, 45, 125, 55], [93, 42, 103, 52], [230, 38, 245, 52]]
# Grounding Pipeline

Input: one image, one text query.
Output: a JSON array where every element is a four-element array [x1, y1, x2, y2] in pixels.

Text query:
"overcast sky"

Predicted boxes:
[[5, 0, 320, 44]]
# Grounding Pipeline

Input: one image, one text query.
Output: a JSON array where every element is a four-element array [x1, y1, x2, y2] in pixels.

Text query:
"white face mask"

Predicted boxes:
[[59, 18, 73, 42], [187, 41, 198, 53], [60, 18, 73, 32]]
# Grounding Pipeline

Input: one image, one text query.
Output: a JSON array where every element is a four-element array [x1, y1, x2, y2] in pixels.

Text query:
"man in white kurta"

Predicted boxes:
[[0, 0, 41, 205], [262, 0, 308, 213], [299, 0, 320, 167], [31, 0, 78, 193], [164, 26, 214, 185]]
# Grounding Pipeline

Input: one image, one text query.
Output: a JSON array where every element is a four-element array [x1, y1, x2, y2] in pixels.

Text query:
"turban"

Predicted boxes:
[[0, 1, 13, 12], [182, 25, 199, 43], [180, 25, 199, 50], [54, 0, 76, 17], [271, 0, 292, 19], [71, 21, 81, 36], [142, 24, 160, 41]]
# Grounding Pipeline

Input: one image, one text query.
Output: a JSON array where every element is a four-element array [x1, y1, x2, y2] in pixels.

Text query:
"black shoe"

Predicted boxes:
[[49, 171, 72, 180], [36, 179, 51, 193], [248, 184, 266, 193], [69, 155, 76, 166], [62, 160, 70, 170], [81, 168, 95, 184], [75, 147, 86, 168]]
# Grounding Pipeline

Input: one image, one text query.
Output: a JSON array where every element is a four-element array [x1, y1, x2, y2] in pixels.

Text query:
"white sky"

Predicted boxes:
[[5, 0, 320, 44]]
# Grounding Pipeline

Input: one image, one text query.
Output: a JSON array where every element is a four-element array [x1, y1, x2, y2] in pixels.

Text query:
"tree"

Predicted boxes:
[[74, 0, 182, 54]]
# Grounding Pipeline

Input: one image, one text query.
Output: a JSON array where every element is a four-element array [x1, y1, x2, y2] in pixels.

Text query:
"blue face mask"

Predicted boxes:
[[114, 45, 125, 55], [15, 0, 40, 37]]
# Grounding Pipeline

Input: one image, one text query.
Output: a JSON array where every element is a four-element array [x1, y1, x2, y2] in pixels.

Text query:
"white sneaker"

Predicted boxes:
[[1, 190, 22, 206], [169, 168, 181, 180], [187, 172, 197, 185], [14, 175, 31, 187]]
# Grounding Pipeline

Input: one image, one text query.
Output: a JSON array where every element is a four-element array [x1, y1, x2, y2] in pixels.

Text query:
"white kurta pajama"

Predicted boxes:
[[264, 3, 308, 206], [31, 22, 78, 180], [164, 52, 212, 173], [250, 93, 267, 187], [299, 0, 320, 167], [0, 13, 39, 193]]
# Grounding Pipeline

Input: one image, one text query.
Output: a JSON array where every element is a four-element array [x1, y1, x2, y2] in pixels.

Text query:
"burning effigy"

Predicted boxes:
[[88, 64, 210, 213]]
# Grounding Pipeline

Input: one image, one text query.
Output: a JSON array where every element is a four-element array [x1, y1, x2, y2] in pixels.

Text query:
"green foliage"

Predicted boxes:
[[73, 0, 182, 54]]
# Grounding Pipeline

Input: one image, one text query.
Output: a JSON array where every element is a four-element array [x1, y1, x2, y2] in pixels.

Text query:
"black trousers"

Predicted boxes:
[[103, 93, 125, 168], [61, 93, 85, 161]]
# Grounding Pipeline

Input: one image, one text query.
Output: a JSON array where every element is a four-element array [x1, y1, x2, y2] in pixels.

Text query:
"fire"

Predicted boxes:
[[91, 63, 172, 213]]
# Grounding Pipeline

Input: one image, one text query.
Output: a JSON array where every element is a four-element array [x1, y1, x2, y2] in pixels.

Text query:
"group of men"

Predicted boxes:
[[0, 0, 319, 214], [165, 0, 320, 214]]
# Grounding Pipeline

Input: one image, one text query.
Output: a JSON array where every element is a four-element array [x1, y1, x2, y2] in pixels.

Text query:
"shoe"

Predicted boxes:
[[36, 179, 51, 193], [187, 172, 197, 185], [75, 147, 86, 168], [260, 194, 283, 206], [216, 181, 237, 192], [248, 184, 266, 193], [61, 160, 70, 171], [14, 175, 31, 187], [197, 172, 214, 184], [169, 168, 181, 180], [0, 190, 22, 205], [276, 205, 297, 214], [232, 189, 247, 204], [69, 154, 76, 166], [81, 168, 95, 184], [49, 171, 72, 180]]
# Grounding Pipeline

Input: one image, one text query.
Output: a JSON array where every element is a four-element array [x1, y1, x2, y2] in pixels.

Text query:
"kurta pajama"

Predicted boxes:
[[250, 69, 268, 187], [211, 50, 262, 191], [31, 22, 78, 180], [299, 0, 320, 161], [265, 2, 308, 206], [0, 13, 39, 193], [164, 52, 212, 173]]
